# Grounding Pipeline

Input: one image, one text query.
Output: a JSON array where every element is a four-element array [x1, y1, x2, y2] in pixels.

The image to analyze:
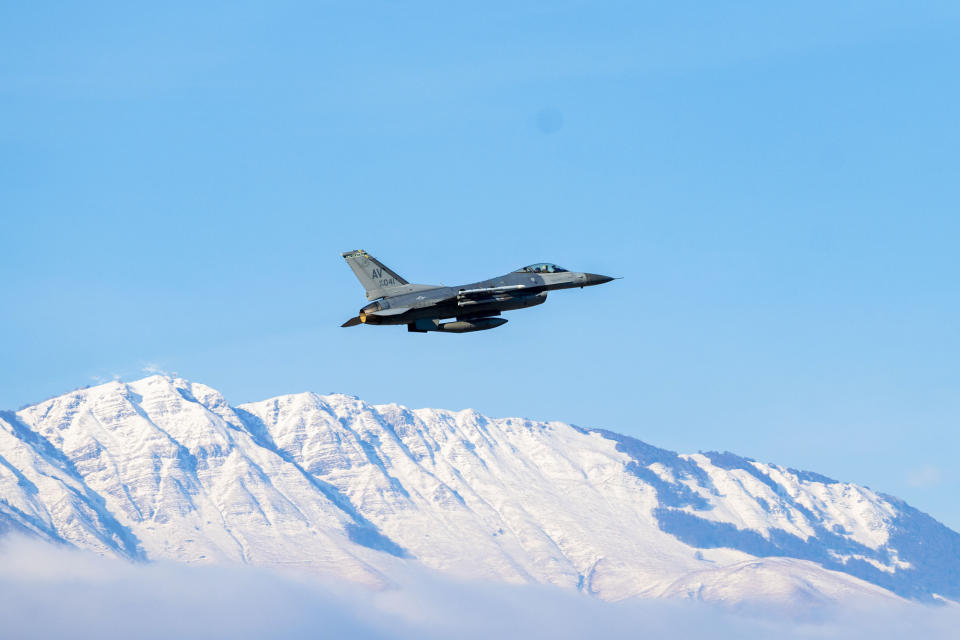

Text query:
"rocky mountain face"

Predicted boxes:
[[2, 375, 957, 606]]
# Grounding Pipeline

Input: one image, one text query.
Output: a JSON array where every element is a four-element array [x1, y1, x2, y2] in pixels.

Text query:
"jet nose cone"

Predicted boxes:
[[583, 273, 614, 286]]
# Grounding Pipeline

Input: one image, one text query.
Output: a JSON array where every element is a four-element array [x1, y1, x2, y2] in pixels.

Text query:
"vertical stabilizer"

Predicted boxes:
[[342, 250, 411, 300]]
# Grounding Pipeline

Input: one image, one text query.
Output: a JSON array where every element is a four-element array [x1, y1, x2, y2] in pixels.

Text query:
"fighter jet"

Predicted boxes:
[[340, 249, 615, 333]]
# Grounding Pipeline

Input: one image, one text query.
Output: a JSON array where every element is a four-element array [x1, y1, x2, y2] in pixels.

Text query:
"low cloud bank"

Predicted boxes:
[[0, 537, 957, 640]]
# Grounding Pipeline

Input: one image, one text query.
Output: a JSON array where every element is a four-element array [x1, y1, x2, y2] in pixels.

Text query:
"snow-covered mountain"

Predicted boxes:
[[2, 375, 957, 606]]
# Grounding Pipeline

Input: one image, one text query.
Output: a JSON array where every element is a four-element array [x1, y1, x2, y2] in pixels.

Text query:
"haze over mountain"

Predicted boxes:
[[2, 375, 957, 608]]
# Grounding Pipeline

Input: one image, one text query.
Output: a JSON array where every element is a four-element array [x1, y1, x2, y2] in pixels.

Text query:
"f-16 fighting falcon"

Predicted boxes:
[[340, 249, 615, 333]]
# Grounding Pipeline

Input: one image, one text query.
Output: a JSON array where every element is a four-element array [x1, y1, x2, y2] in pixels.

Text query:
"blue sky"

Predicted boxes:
[[2, 2, 958, 527]]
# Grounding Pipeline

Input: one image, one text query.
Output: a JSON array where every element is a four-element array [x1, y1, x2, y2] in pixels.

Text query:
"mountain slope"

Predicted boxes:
[[3, 375, 958, 605], [10, 377, 405, 585]]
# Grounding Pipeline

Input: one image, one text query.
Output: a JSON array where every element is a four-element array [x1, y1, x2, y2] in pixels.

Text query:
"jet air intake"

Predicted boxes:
[[408, 317, 508, 333]]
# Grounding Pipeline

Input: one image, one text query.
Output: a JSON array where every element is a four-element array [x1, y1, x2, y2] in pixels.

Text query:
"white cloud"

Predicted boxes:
[[908, 465, 942, 488], [141, 363, 173, 376], [0, 537, 958, 640]]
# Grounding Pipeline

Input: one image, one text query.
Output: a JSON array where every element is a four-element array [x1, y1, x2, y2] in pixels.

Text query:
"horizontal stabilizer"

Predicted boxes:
[[341, 316, 363, 327], [368, 307, 409, 317]]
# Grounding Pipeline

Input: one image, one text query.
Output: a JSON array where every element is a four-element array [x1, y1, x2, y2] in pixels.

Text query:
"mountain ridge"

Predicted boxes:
[[1, 374, 957, 607]]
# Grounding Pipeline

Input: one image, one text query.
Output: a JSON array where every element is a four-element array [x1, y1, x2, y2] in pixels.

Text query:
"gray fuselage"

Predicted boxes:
[[359, 270, 612, 326]]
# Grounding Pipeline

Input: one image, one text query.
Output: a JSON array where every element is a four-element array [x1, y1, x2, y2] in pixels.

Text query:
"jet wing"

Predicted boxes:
[[459, 285, 526, 296], [444, 285, 528, 302]]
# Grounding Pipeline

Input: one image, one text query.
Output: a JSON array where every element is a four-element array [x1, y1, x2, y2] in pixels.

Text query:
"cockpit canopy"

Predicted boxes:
[[515, 263, 569, 274]]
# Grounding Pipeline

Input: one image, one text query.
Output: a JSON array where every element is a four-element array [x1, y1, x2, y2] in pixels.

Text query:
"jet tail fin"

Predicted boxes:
[[342, 249, 413, 301]]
